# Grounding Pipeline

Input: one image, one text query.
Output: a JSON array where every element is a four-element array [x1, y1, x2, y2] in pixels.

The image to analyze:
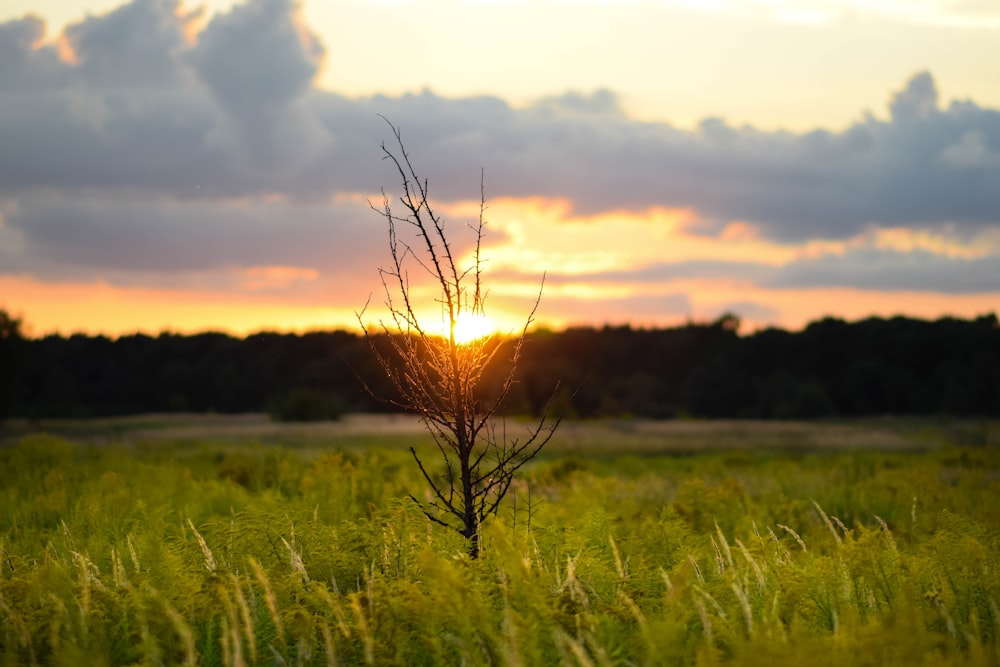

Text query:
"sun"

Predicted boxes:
[[452, 312, 496, 345]]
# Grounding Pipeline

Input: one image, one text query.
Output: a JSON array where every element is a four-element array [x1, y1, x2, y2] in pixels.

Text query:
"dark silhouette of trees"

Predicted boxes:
[[3, 313, 998, 423], [0, 310, 24, 422], [358, 120, 561, 558], [11, 329, 378, 420]]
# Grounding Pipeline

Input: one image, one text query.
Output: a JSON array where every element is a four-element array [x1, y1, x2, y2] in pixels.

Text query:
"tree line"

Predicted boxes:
[[1, 310, 998, 421]]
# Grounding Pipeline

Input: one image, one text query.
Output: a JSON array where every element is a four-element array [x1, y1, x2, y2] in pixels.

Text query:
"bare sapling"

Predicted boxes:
[[358, 118, 561, 559]]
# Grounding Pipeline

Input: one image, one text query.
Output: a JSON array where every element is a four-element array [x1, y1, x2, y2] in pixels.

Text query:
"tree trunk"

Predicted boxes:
[[460, 443, 479, 558]]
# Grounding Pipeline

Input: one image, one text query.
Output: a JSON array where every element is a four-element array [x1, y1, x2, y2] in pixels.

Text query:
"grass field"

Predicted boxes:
[[1, 415, 998, 666]]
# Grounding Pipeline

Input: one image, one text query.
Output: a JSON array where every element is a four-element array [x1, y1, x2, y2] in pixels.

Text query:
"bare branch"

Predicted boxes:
[[358, 117, 562, 558]]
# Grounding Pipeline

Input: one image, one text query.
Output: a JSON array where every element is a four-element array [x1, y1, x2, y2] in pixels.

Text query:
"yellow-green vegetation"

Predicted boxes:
[[0, 419, 998, 666]]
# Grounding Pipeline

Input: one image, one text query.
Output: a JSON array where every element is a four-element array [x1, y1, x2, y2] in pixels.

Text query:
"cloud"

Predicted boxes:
[[537, 292, 693, 326], [191, 0, 321, 111], [346, 76, 1000, 242], [889, 71, 938, 123], [1, 0, 998, 305], [768, 248, 1000, 294], [0, 0, 334, 195], [1, 193, 386, 285], [1, 186, 492, 297], [0, 15, 71, 90], [539, 260, 772, 286], [65, 0, 198, 88], [189, 0, 329, 162], [535, 248, 1000, 295]]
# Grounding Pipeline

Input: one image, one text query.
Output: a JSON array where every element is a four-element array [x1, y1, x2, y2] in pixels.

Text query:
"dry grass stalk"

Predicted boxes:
[[187, 519, 217, 572]]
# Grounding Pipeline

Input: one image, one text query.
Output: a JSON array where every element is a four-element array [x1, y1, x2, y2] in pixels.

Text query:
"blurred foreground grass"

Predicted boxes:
[[0, 415, 998, 665]]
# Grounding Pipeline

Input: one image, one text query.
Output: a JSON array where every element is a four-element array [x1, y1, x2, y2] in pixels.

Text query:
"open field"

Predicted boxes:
[[1, 415, 998, 665], [5, 412, 996, 451]]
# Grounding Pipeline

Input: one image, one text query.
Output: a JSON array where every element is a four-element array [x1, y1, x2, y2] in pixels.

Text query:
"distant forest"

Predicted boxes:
[[1, 312, 998, 421]]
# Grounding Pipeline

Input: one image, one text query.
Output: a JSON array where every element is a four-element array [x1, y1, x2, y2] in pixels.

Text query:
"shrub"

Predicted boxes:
[[267, 388, 340, 422]]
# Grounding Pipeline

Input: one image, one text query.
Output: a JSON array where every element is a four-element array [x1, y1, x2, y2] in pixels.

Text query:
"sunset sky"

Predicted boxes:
[[1, 0, 999, 338]]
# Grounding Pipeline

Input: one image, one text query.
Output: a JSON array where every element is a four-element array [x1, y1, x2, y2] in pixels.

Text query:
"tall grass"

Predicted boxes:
[[0, 427, 997, 665]]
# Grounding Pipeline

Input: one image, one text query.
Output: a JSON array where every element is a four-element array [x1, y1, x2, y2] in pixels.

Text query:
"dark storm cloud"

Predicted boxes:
[[1, 0, 998, 295]]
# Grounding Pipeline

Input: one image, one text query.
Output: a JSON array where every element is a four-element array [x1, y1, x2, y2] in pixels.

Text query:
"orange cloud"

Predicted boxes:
[[241, 265, 319, 290]]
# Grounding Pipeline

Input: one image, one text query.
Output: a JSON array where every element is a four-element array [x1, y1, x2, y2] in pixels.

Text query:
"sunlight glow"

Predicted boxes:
[[453, 312, 496, 344]]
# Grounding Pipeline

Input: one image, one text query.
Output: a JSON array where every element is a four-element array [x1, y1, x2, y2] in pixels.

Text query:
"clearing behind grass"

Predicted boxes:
[[0, 415, 997, 665]]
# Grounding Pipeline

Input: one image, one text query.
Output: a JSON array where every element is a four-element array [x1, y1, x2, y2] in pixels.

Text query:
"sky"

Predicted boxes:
[[1, 0, 999, 338]]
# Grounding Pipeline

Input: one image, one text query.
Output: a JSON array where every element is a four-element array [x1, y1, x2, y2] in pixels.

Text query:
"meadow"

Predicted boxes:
[[0, 415, 997, 666]]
